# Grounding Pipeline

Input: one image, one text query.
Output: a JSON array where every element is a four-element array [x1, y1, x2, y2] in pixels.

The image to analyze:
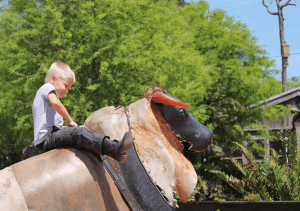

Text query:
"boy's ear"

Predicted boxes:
[[51, 75, 57, 81]]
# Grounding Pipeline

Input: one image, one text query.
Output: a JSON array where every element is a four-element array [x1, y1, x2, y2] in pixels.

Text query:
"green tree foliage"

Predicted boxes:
[[287, 76, 300, 90], [212, 130, 300, 201], [1, 0, 211, 108], [0, 101, 29, 169]]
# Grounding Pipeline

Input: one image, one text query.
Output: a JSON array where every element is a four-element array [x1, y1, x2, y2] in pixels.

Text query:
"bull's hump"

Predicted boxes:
[[84, 106, 129, 140]]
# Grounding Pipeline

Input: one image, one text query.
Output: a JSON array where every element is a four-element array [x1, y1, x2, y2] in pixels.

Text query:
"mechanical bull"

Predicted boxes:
[[0, 86, 213, 211]]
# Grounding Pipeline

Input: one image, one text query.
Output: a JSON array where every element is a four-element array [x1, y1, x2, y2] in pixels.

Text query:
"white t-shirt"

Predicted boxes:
[[32, 83, 63, 145]]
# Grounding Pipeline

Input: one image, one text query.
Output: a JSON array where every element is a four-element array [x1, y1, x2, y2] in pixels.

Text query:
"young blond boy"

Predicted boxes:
[[32, 62, 133, 163]]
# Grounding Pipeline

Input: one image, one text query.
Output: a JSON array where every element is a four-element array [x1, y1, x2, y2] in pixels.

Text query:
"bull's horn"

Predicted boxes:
[[152, 91, 189, 108]]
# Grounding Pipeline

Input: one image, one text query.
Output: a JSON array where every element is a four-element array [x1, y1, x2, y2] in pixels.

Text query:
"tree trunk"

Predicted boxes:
[[277, 0, 288, 92], [262, 0, 296, 93]]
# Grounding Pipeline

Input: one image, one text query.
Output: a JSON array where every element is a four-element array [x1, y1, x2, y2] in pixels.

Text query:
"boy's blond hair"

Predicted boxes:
[[45, 62, 76, 84]]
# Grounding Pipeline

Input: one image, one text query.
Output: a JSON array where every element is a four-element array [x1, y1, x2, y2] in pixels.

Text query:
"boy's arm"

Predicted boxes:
[[48, 91, 78, 127]]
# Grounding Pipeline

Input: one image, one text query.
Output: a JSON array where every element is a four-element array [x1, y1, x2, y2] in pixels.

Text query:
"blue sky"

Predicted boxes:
[[186, 0, 300, 80]]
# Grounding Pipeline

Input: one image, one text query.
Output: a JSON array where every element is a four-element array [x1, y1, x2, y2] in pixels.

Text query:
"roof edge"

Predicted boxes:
[[266, 87, 300, 104]]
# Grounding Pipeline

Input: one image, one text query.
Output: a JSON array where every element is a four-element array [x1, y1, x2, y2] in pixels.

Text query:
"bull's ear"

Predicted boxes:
[[152, 91, 189, 108]]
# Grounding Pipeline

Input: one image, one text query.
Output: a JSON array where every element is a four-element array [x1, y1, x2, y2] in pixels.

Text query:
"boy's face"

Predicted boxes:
[[50, 75, 73, 98]]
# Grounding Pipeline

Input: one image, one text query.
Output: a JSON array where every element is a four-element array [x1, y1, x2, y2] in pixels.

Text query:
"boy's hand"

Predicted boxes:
[[68, 121, 78, 127]]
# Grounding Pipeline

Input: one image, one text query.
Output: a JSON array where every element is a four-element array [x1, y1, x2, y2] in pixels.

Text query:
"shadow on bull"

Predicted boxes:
[[3, 86, 212, 211]]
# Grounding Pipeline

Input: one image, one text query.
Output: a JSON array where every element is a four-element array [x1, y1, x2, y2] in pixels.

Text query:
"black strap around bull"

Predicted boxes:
[[99, 107, 143, 211]]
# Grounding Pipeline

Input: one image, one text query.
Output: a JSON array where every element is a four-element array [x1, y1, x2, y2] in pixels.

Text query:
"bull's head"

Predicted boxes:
[[144, 87, 213, 152]]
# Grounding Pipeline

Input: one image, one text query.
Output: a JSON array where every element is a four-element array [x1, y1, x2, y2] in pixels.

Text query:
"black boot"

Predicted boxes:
[[102, 131, 134, 163]]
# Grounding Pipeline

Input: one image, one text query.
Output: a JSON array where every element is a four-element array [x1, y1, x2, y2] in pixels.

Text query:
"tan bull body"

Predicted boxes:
[[1, 147, 131, 211], [0, 87, 199, 210]]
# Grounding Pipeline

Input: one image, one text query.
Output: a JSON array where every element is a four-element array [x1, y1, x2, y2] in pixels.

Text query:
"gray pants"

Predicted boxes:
[[35, 127, 109, 155]]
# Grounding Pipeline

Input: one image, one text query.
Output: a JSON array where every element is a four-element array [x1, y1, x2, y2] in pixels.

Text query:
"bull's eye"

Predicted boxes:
[[179, 108, 185, 115]]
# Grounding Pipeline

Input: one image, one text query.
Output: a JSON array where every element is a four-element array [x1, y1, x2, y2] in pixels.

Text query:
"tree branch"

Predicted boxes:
[[26, 74, 36, 81], [287, 3, 296, 6], [22, 37, 36, 53], [262, 0, 279, 15], [74, 84, 84, 98], [60, 38, 74, 51], [0, 99, 31, 106], [281, 0, 296, 8]]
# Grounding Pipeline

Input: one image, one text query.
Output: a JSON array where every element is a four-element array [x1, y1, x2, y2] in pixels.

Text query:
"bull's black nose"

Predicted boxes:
[[189, 125, 213, 152]]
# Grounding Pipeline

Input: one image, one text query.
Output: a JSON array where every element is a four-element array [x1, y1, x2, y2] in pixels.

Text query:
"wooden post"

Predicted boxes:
[[295, 118, 300, 147], [265, 138, 270, 159]]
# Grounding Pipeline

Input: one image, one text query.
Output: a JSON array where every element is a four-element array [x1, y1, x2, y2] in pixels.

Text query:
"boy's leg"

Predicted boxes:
[[41, 127, 134, 163], [42, 127, 106, 154]]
